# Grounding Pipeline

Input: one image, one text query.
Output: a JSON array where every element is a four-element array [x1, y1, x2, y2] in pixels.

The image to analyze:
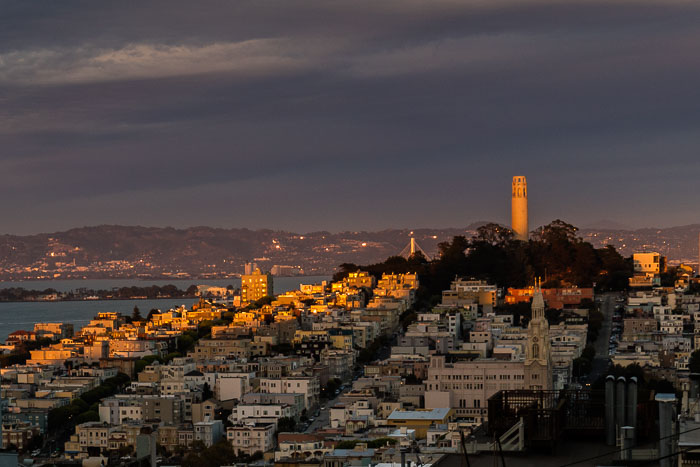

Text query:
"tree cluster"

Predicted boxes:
[[0, 287, 61, 301], [48, 373, 130, 432], [321, 378, 342, 399], [277, 417, 297, 432], [0, 284, 201, 302], [335, 220, 632, 306], [134, 352, 184, 374], [572, 346, 596, 377], [181, 440, 262, 467], [358, 335, 390, 363]]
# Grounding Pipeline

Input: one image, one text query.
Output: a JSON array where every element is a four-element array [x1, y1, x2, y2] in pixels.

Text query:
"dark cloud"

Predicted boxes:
[[1, 0, 700, 234]]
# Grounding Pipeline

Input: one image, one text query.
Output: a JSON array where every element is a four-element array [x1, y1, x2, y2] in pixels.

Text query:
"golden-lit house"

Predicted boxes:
[[386, 408, 455, 439], [346, 271, 375, 289], [377, 273, 419, 291]]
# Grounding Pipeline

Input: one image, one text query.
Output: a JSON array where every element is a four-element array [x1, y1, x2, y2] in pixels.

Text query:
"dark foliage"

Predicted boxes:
[[48, 373, 130, 431], [0, 284, 198, 302], [335, 220, 632, 305], [277, 417, 297, 432]]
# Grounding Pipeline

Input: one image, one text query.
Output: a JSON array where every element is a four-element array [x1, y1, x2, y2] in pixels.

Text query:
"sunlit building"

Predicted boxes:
[[241, 268, 273, 304]]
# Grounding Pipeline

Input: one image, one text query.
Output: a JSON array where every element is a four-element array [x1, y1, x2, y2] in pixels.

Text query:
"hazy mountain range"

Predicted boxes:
[[0, 223, 698, 281]]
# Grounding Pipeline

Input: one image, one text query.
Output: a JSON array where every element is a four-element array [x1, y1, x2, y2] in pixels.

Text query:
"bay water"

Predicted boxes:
[[0, 276, 329, 341]]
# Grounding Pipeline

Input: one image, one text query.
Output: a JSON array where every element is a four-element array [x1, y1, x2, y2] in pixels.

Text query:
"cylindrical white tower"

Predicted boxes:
[[511, 176, 528, 241]]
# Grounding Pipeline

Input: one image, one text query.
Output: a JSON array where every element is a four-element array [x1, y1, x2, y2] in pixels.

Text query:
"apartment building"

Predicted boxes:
[[424, 355, 526, 424], [228, 403, 296, 424], [259, 377, 319, 410], [227, 423, 276, 456], [241, 268, 274, 305], [194, 420, 224, 447]]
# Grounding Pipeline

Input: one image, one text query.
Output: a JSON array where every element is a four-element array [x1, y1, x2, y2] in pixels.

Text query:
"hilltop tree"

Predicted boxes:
[[336, 220, 631, 307], [475, 223, 514, 246], [532, 219, 579, 244]]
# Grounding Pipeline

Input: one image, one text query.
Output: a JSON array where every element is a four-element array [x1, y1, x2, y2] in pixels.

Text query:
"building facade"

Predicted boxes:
[[241, 268, 274, 305]]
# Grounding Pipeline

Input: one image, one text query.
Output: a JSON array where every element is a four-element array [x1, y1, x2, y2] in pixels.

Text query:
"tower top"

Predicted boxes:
[[512, 176, 527, 199]]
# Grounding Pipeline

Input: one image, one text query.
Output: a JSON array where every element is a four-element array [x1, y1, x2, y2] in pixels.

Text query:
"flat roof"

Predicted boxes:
[[330, 449, 375, 457], [387, 408, 451, 421], [679, 420, 700, 447]]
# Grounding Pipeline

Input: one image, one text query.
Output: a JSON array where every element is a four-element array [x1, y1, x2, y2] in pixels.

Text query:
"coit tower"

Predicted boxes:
[[511, 176, 528, 241]]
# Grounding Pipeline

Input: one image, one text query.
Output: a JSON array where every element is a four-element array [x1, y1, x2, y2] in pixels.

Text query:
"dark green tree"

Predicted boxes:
[[202, 382, 214, 401], [277, 417, 296, 432], [689, 350, 700, 375], [475, 223, 514, 246], [147, 308, 159, 321]]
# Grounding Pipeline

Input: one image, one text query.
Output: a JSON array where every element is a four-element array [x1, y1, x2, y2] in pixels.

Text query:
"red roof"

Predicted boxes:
[[9, 330, 36, 336]]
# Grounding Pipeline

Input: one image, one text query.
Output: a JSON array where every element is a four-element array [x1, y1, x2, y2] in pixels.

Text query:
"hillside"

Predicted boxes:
[[0, 226, 477, 280], [0, 223, 697, 281]]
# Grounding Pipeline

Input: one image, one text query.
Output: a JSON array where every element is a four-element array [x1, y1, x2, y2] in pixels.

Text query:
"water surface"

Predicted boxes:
[[0, 276, 329, 341]]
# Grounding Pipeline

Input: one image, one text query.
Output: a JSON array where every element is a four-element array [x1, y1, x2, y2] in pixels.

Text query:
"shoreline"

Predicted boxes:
[[0, 296, 201, 304], [0, 275, 331, 304], [0, 274, 324, 282]]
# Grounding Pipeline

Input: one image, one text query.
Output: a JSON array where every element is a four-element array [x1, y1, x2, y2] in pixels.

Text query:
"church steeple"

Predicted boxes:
[[524, 278, 552, 390], [531, 278, 545, 322]]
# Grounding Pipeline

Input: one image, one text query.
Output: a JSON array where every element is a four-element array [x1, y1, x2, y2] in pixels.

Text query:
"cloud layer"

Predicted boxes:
[[1, 0, 700, 234]]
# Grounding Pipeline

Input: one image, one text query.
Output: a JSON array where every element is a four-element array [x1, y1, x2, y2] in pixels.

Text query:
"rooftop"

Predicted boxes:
[[387, 408, 451, 421], [679, 419, 700, 447]]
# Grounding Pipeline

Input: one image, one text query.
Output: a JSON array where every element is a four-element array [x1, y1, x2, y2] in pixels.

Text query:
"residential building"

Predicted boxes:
[[241, 268, 274, 305]]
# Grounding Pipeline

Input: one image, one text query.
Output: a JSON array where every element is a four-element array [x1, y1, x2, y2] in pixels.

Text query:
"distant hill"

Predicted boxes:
[[0, 225, 478, 280], [579, 224, 700, 265], [582, 219, 634, 230], [0, 223, 697, 281]]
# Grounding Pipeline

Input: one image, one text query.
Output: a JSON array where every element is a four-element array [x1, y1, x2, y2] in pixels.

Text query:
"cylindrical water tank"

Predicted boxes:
[[605, 375, 615, 446], [616, 376, 626, 439]]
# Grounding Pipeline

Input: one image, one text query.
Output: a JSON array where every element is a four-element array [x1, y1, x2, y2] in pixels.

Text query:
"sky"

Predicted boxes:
[[2, 0, 700, 235]]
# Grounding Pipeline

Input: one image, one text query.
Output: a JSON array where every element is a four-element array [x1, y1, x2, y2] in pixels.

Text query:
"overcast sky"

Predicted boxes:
[[2, 0, 700, 235]]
